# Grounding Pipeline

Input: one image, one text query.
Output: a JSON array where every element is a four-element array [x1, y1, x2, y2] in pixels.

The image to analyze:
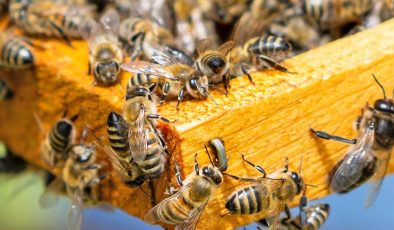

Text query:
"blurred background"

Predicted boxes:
[[1, 167, 394, 230]]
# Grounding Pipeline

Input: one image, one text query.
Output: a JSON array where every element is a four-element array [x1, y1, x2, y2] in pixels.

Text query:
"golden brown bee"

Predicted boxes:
[[0, 79, 14, 100], [195, 39, 235, 92], [224, 155, 305, 228], [0, 33, 35, 69], [198, 0, 250, 24], [311, 74, 394, 207], [144, 153, 223, 229], [79, 9, 123, 85], [9, 0, 94, 45]]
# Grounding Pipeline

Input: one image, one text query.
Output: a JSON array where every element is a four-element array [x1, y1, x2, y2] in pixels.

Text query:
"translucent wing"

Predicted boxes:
[[330, 126, 375, 193], [66, 185, 84, 230], [129, 106, 148, 164], [100, 8, 120, 35], [145, 184, 192, 224], [365, 147, 393, 208], [196, 38, 213, 55], [121, 61, 176, 80], [78, 17, 99, 41], [150, 48, 176, 66], [176, 200, 209, 230], [39, 177, 64, 209], [217, 41, 235, 55]]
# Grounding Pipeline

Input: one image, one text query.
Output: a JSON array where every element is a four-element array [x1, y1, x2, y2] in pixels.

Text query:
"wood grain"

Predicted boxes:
[[1, 17, 394, 229]]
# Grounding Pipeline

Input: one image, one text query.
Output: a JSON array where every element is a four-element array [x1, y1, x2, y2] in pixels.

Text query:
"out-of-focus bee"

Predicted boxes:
[[0, 141, 27, 173], [224, 156, 305, 228], [63, 128, 105, 230], [0, 33, 35, 69], [105, 111, 145, 186], [311, 74, 394, 208], [9, 0, 94, 45], [123, 51, 214, 110], [0, 79, 14, 100], [38, 112, 78, 168], [121, 85, 168, 179], [79, 9, 123, 85], [198, 0, 250, 24], [0, 0, 7, 16], [144, 153, 224, 229], [195, 39, 235, 93], [206, 137, 228, 171]]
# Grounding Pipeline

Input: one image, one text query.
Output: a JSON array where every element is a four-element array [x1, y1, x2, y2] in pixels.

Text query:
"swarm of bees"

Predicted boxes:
[[1, 0, 394, 229]]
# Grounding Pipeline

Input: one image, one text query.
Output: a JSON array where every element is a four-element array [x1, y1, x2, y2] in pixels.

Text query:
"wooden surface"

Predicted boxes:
[[1, 17, 394, 229]]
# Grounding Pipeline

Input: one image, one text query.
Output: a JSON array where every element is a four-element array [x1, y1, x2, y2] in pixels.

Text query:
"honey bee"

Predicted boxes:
[[122, 85, 169, 179], [0, 141, 27, 173], [224, 156, 305, 228], [9, 0, 94, 45], [63, 128, 105, 230], [144, 153, 224, 229], [311, 74, 394, 207], [0, 79, 14, 100], [79, 9, 123, 85], [38, 112, 78, 168], [0, 33, 35, 69], [198, 0, 250, 24], [123, 51, 214, 110], [195, 39, 235, 93]]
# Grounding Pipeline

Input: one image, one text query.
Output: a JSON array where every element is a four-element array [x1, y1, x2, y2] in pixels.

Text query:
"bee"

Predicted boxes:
[[299, 0, 374, 30], [79, 9, 123, 86], [122, 85, 169, 180], [105, 111, 145, 187], [0, 141, 27, 173], [63, 128, 105, 230], [311, 74, 394, 207], [0, 33, 35, 69], [0, 80, 14, 100], [198, 0, 250, 24], [38, 112, 78, 168], [195, 39, 235, 93], [0, 0, 7, 16], [9, 0, 94, 45], [206, 137, 228, 171], [144, 153, 224, 229], [123, 51, 214, 110], [224, 156, 306, 228]]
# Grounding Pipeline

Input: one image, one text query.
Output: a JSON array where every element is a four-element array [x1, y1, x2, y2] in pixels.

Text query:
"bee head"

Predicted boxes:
[[70, 144, 96, 164], [206, 56, 227, 74], [374, 99, 394, 114], [202, 165, 223, 185], [188, 75, 209, 99], [94, 61, 120, 85], [289, 171, 304, 195]]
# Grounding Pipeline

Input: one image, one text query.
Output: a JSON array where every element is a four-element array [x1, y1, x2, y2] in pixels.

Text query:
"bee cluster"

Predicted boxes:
[[0, 0, 394, 230]]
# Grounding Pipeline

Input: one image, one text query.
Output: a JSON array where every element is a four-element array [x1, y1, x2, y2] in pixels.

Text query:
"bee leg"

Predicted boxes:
[[160, 82, 170, 104], [147, 114, 170, 123], [176, 88, 185, 110], [240, 154, 266, 176], [222, 172, 264, 182], [241, 64, 254, 85], [283, 157, 289, 173], [257, 55, 295, 74], [174, 159, 184, 187], [194, 153, 200, 175], [48, 20, 73, 47], [299, 195, 308, 226], [222, 72, 230, 94], [281, 205, 292, 225], [88, 61, 92, 75], [310, 128, 357, 144]]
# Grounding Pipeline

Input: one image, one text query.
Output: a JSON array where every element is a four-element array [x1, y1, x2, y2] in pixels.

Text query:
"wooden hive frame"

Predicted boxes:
[[1, 16, 394, 229]]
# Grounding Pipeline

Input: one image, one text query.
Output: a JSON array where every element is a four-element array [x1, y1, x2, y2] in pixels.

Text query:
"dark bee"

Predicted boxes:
[[145, 153, 223, 229], [0, 33, 34, 69], [311, 74, 394, 207], [0, 141, 27, 173], [0, 80, 14, 100], [206, 137, 228, 171]]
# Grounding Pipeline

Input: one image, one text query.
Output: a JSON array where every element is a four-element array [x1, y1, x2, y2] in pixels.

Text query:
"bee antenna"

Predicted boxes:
[[372, 74, 386, 99], [204, 88, 218, 107], [305, 183, 318, 188], [204, 144, 215, 166], [298, 155, 303, 175]]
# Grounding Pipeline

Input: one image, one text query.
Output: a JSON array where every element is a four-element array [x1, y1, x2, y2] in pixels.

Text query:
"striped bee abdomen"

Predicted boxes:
[[247, 36, 291, 57], [107, 111, 130, 158], [158, 192, 196, 225], [225, 185, 270, 214], [0, 38, 34, 68], [49, 120, 74, 154]]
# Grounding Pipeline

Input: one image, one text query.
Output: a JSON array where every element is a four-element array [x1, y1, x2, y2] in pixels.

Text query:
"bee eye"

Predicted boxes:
[[374, 99, 394, 113], [202, 166, 210, 176], [207, 58, 226, 73], [291, 172, 299, 182]]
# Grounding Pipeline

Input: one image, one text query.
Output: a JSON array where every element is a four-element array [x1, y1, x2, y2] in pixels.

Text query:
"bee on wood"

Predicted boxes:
[[144, 152, 224, 229], [62, 127, 106, 230], [37, 111, 78, 168], [0, 141, 27, 173], [224, 156, 307, 228], [194, 39, 235, 93], [0, 33, 35, 69], [79, 9, 123, 86], [123, 50, 215, 110], [9, 0, 94, 45], [0, 79, 14, 100], [311, 74, 394, 207]]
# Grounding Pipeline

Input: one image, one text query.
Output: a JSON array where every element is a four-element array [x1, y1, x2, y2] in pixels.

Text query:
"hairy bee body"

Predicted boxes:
[[0, 34, 34, 68], [195, 50, 230, 84], [41, 119, 76, 167], [0, 80, 14, 100], [245, 35, 292, 61]]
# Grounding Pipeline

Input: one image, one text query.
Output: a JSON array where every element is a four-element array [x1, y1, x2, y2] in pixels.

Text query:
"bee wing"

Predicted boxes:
[[121, 61, 176, 80], [175, 200, 209, 230], [39, 177, 64, 209], [196, 38, 213, 55], [144, 184, 192, 224], [129, 107, 148, 164], [100, 8, 120, 35], [66, 185, 84, 230], [78, 17, 100, 41], [330, 127, 375, 193], [150, 47, 176, 66], [217, 41, 235, 56], [365, 147, 393, 208]]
